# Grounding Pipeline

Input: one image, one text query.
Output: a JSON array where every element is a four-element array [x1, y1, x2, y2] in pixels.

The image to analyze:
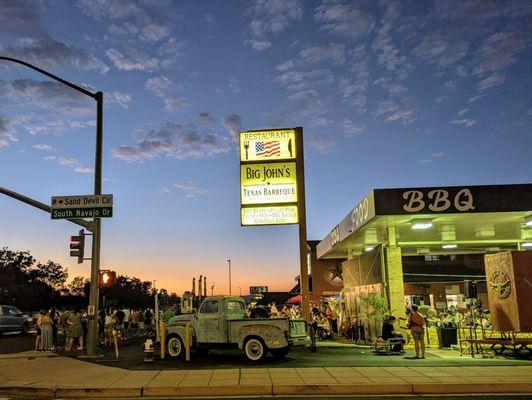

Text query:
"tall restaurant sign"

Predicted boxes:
[[240, 129, 299, 226]]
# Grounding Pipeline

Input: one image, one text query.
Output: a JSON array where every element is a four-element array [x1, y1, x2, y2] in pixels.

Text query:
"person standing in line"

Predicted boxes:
[[130, 309, 139, 335], [34, 310, 44, 351], [122, 307, 130, 334], [40, 311, 54, 351], [49, 308, 59, 349], [66, 308, 84, 351], [408, 305, 426, 359]]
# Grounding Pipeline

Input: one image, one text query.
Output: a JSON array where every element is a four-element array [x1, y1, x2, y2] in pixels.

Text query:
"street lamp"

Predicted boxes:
[[0, 56, 104, 357], [211, 284, 216, 296], [227, 258, 231, 295]]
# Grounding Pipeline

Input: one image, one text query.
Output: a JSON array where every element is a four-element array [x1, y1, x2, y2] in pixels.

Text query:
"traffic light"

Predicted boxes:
[[99, 270, 116, 287], [70, 229, 85, 264]]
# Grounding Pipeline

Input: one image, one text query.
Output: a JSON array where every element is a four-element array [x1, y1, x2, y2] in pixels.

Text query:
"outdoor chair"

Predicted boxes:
[[374, 336, 405, 355]]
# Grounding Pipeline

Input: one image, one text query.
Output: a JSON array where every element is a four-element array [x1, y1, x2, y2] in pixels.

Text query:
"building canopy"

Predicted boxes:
[[317, 184, 532, 259]]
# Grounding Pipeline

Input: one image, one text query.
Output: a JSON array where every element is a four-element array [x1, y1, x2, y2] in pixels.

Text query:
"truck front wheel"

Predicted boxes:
[[167, 335, 184, 359], [243, 337, 266, 362]]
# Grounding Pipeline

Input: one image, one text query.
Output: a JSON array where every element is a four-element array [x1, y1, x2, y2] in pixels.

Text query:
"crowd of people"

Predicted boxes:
[[32, 306, 157, 353]]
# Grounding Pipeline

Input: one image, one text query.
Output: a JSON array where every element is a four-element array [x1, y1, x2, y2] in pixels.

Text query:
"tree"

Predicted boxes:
[[34, 260, 68, 289], [68, 276, 90, 297]]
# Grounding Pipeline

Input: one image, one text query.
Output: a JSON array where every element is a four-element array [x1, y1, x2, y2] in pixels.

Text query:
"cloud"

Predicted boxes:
[[0, 0, 47, 37], [140, 23, 170, 43], [450, 118, 477, 127], [307, 135, 333, 154], [342, 119, 363, 137], [112, 122, 231, 162], [432, 152, 447, 158], [299, 43, 345, 65], [285, 90, 324, 117], [314, 2, 374, 37], [476, 73, 506, 92], [338, 77, 367, 110], [275, 69, 334, 91], [0, 115, 17, 147], [0, 38, 109, 73], [74, 166, 94, 174], [412, 34, 469, 70], [44, 155, 93, 173], [145, 76, 174, 97], [472, 31, 529, 76], [244, 39, 271, 51], [245, 0, 302, 50], [223, 114, 243, 140], [164, 96, 190, 112], [374, 100, 416, 124], [77, 0, 143, 20], [276, 60, 296, 72], [9, 79, 89, 111], [229, 78, 242, 93], [107, 91, 132, 109], [33, 144, 53, 151], [105, 48, 159, 71], [173, 182, 210, 199], [418, 159, 434, 164], [197, 112, 215, 123], [158, 187, 171, 194], [457, 108, 469, 116]]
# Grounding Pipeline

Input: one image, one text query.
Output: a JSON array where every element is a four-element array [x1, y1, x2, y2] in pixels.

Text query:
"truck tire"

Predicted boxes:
[[243, 337, 266, 362], [166, 335, 184, 359], [270, 346, 290, 359]]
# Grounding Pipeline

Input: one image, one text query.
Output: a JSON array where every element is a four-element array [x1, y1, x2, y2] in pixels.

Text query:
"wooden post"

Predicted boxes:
[[185, 322, 191, 361], [295, 127, 310, 323], [160, 320, 165, 359]]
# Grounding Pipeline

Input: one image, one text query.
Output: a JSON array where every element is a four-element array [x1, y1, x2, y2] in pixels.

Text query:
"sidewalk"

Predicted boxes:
[[0, 352, 531, 398]]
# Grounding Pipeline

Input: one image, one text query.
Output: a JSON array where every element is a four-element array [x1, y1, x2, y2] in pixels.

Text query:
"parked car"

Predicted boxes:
[[0, 305, 32, 335], [166, 296, 308, 362]]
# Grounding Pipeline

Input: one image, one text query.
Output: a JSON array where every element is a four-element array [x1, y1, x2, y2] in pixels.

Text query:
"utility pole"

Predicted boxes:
[[295, 127, 310, 323], [227, 258, 232, 295]]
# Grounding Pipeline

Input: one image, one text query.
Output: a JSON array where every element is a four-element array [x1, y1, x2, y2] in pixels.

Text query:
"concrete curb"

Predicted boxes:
[[1, 382, 531, 398]]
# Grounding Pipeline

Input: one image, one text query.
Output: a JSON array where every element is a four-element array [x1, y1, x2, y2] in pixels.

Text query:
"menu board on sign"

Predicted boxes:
[[241, 205, 299, 226], [239, 129, 296, 162], [240, 162, 297, 205]]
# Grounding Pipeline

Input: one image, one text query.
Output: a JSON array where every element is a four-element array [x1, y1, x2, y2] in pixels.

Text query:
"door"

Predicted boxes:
[[196, 300, 221, 343]]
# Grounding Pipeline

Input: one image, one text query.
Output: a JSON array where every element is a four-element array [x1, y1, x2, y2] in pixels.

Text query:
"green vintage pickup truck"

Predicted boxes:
[[166, 296, 308, 361]]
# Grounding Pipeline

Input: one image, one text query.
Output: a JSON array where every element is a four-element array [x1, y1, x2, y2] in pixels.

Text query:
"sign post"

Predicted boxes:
[[239, 127, 310, 323]]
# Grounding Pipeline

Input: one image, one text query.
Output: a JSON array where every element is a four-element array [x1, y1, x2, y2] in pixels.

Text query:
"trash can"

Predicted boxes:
[[437, 327, 458, 348]]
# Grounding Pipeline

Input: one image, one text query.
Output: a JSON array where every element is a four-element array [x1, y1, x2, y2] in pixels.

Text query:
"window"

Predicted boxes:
[[227, 301, 244, 312], [3, 306, 20, 315], [200, 301, 219, 314]]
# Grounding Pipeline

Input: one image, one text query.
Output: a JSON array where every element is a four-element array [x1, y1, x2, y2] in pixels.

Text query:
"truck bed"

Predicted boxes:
[[227, 318, 290, 343]]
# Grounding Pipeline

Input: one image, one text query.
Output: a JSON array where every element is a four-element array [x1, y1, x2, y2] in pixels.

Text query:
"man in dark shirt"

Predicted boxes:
[[381, 316, 405, 351]]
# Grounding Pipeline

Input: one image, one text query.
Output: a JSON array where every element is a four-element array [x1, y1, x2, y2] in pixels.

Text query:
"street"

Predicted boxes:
[[2, 332, 530, 370]]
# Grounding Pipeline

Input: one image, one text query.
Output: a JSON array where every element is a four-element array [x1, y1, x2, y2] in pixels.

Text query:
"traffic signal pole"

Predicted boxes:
[[86, 92, 103, 357]]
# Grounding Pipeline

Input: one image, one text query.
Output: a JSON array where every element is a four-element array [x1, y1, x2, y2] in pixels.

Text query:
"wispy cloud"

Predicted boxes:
[[173, 182, 210, 199], [314, 2, 374, 38], [33, 144, 53, 151], [164, 96, 190, 112], [145, 76, 174, 97], [342, 119, 363, 137], [44, 155, 93, 173], [105, 48, 159, 71], [450, 118, 477, 127]]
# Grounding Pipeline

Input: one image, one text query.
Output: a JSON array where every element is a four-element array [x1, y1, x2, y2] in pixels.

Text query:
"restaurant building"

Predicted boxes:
[[315, 184, 532, 324]]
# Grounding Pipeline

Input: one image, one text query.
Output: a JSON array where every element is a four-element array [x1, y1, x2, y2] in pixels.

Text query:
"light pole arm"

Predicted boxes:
[[0, 186, 94, 232], [0, 56, 96, 99]]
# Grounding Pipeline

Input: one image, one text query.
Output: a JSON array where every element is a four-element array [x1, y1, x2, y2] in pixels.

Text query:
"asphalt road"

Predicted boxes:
[[2, 332, 530, 370]]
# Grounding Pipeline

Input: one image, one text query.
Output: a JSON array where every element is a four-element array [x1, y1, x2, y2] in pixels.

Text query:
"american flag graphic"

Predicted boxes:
[[255, 141, 281, 157]]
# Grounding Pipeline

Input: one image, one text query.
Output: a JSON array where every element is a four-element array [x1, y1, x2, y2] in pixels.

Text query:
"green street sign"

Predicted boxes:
[[51, 207, 113, 219]]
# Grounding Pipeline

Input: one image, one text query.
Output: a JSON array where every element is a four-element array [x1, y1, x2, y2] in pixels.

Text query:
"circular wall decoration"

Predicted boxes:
[[489, 270, 511, 299]]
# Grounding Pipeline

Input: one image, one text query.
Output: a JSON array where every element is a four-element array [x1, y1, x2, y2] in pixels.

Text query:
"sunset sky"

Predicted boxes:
[[1, 0, 531, 295]]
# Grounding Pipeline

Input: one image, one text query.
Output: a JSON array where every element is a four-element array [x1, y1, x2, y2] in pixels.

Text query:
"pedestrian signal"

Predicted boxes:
[[99, 270, 116, 287]]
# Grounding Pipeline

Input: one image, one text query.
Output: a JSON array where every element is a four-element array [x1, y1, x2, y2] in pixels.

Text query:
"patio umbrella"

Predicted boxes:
[[286, 294, 301, 304]]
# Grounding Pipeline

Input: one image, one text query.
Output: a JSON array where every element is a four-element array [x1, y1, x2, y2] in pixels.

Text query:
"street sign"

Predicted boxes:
[[240, 129, 296, 162], [51, 194, 113, 219], [241, 205, 298, 226], [240, 162, 297, 205]]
